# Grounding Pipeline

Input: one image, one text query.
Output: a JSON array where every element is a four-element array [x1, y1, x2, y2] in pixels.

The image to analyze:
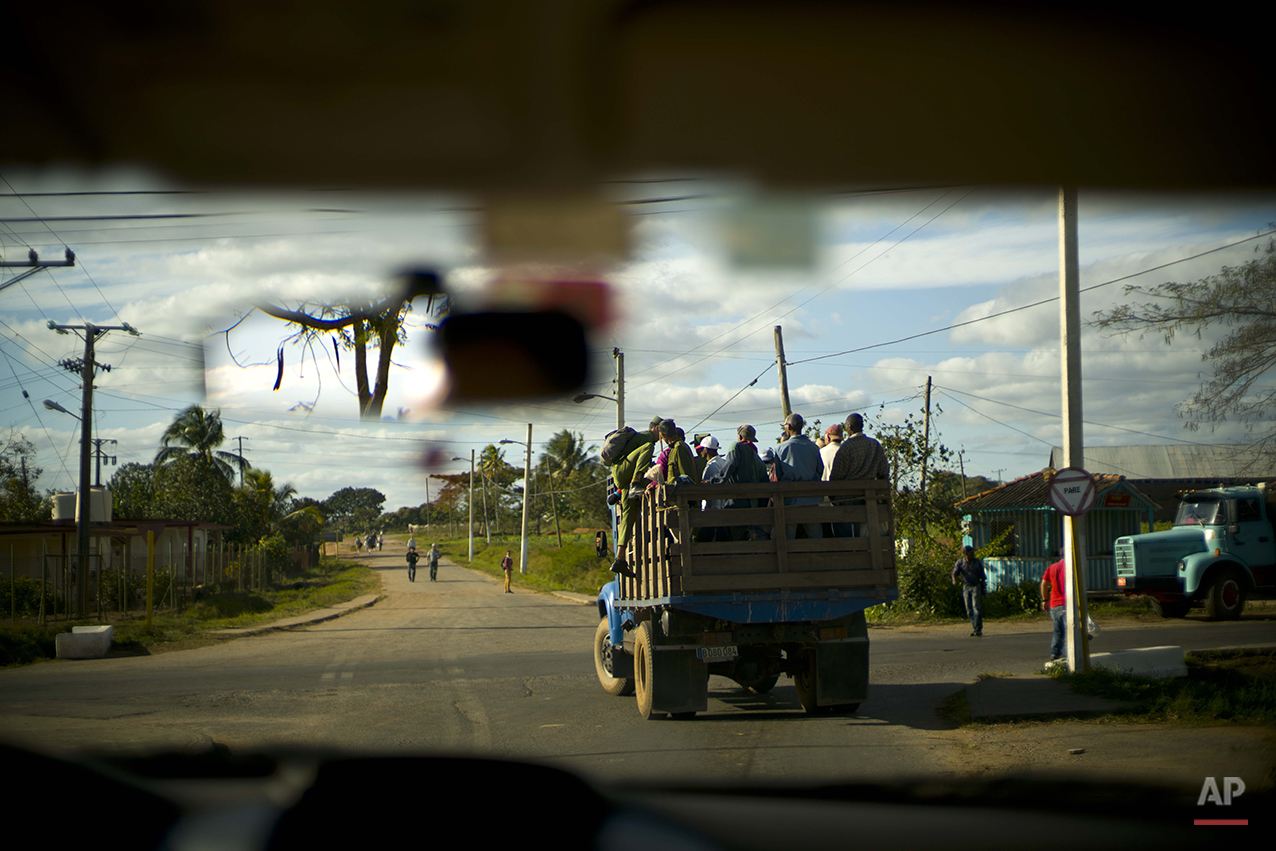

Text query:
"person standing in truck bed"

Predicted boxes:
[[773, 412, 824, 540], [827, 413, 890, 537]]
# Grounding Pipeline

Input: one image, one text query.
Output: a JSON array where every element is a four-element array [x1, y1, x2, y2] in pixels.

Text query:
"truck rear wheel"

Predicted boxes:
[[1204, 568, 1247, 620], [594, 618, 634, 696], [634, 622, 661, 719], [793, 650, 828, 716]]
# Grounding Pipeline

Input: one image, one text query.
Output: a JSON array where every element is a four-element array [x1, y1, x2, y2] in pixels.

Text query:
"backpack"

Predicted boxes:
[[600, 426, 638, 466]]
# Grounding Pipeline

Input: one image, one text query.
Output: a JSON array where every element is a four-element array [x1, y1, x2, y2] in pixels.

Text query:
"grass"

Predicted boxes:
[[937, 651, 1276, 729], [0, 558, 380, 667], [1040, 649, 1276, 725]]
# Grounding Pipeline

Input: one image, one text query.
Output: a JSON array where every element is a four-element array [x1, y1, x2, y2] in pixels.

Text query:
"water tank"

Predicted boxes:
[[74, 488, 113, 523], [51, 492, 76, 521]]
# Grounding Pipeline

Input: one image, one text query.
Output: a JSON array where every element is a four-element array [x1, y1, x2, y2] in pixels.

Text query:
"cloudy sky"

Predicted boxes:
[[3, 165, 1275, 512]]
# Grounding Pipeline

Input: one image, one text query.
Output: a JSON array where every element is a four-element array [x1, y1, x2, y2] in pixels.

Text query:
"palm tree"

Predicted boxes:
[[155, 405, 245, 483], [244, 468, 298, 521], [478, 444, 508, 540], [537, 430, 597, 546]]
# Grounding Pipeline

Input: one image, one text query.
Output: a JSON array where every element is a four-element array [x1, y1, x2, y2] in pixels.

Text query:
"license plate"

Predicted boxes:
[[696, 645, 738, 661]]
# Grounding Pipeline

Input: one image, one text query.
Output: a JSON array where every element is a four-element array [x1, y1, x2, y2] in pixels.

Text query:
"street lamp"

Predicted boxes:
[[570, 348, 624, 431], [450, 452, 475, 562], [43, 399, 78, 418], [499, 425, 533, 575]]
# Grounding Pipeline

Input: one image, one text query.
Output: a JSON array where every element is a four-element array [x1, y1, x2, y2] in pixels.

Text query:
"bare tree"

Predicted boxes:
[[256, 295, 413, 421], [1093, 234, 1276, 455]]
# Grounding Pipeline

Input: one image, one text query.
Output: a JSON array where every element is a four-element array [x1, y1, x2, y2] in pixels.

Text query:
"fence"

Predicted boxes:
[[1, 541, 321, 624]]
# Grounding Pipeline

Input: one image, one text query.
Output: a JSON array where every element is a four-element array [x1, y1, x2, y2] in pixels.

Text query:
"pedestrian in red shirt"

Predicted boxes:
[[1041, 557, 1068, 661]]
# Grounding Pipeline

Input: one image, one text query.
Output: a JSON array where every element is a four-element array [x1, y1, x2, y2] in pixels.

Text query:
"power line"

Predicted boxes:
[[626, 189, 974, 394], [788, 227, 1276, 367], [933, 384, 1220, 446]]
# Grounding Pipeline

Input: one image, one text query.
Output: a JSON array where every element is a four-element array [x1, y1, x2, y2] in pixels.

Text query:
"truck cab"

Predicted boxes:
[[1114, 483, 1276, 618]]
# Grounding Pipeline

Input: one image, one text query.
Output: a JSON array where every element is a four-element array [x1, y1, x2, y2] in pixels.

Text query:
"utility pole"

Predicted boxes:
[[1059, 186, 1091, 673], [520, 424, 532, 574], [0, 247, 76, 295], [232, 436, 248, 486], [614, 348, 625, 432], [958, 450, 968, 499], [920, 374, 932, 503], [468, 449, 475, 561], [48, 319, 139, 617], [774, 326, 791, 420]]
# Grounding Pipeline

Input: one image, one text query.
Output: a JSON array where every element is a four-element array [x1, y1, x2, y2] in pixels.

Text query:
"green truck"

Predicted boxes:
[[1114, 483, 1276, 618]]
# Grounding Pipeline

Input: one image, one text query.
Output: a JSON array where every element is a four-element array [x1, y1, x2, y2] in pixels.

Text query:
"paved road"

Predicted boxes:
[[2, 551, 1273, 789]]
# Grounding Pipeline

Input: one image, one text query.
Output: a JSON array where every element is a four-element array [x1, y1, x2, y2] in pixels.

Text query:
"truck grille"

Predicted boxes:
[[1115, 540, 1135, 575]]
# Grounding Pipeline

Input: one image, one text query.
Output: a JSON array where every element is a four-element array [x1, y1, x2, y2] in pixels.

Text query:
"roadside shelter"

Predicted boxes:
[[956, 471, 1157, 592]]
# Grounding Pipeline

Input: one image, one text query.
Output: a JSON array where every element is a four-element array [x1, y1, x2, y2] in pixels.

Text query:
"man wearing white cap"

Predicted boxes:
[[696, 435, 729, 542]]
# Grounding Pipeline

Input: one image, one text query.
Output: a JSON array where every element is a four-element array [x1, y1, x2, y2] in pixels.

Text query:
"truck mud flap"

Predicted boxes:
[[652, 647, 709, 714], [815, 638, 869, 707]]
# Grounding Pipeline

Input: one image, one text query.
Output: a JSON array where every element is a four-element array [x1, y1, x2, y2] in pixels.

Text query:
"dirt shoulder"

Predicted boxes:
[[933, 717, 1276, 792]]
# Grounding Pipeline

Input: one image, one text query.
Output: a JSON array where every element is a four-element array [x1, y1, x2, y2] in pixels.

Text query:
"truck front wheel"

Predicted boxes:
[[594, 618, 634, 696], [1204, 568, 1247, 620]]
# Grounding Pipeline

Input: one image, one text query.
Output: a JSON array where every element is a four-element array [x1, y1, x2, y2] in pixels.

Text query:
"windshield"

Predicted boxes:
[[1174, 498, 1226, 527], [2, 2, 1274, 820]]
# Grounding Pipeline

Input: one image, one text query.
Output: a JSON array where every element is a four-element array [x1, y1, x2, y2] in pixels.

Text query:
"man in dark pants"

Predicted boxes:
[[1041, 556, 1067, 660], [952, 545, 986, 636]]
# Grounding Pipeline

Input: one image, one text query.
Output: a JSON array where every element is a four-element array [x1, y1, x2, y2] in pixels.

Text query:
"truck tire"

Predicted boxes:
[[1204, 568, 1247, 620], [634, 622, 661, 720], [793, 650, 829, 716], [594, 618, 634, 696], [1149, 598, 1190, 618]]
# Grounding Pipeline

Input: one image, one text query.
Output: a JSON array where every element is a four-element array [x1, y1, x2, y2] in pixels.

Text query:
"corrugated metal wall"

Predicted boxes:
[[982, 555, 1116, 592], [964, 505, 1147, 592]]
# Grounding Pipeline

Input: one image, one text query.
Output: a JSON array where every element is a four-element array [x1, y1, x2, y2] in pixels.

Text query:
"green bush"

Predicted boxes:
[[258, 534, 293, 577], [983, 579, 1040, 617], [890, 544, 964, 618], [0, 576, 63, 617]]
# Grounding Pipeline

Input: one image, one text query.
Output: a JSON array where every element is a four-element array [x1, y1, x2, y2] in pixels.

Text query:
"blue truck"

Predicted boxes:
[[593, 479, 897, 718], [1114, 483, 1276, 619]]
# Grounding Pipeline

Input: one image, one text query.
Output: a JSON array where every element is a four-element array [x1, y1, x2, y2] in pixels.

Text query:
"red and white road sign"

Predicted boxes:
[[1048, 466, 1096, 516]]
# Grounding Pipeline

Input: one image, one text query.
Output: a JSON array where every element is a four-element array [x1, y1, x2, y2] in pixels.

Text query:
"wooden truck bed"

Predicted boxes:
[[616, 479, 895, 602]]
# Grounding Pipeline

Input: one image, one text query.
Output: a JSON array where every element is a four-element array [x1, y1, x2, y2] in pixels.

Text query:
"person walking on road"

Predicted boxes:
[[952, 545, 986, 636], [406, 547, 420, 582], [1041, 555, 1067, 660], [407, 535, 416, 553], [501, 550, 514, 593], [428, 543, 441, 582]]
